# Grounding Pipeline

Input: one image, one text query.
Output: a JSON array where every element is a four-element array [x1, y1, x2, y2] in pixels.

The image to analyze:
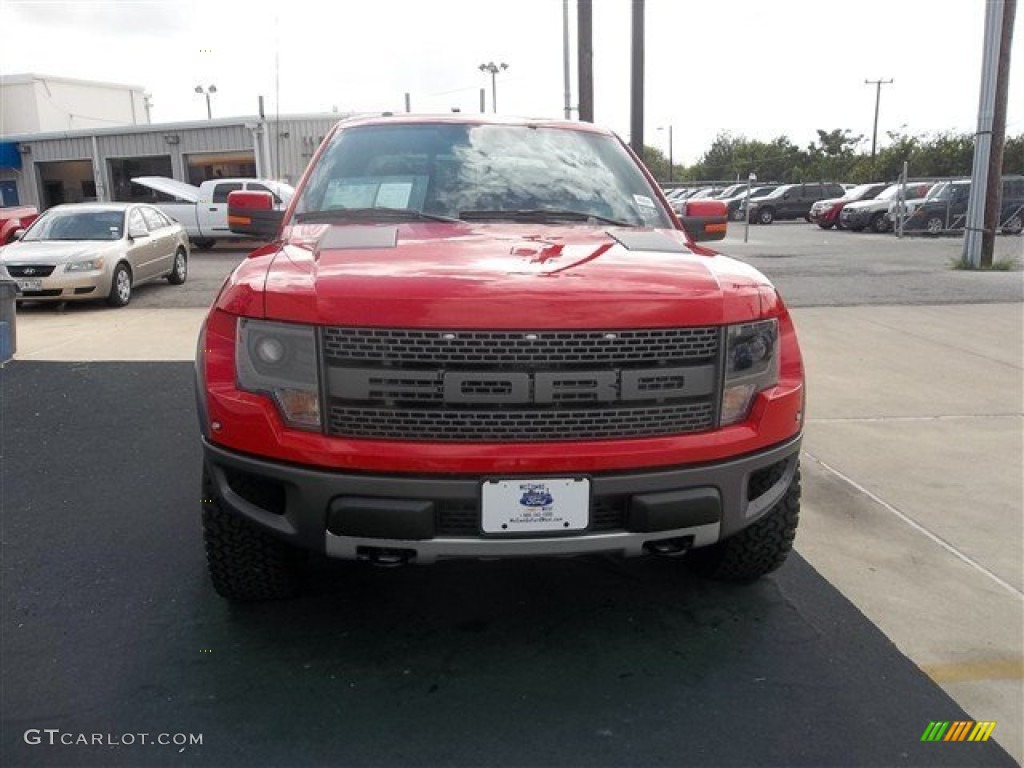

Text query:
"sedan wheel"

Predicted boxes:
[[870, 213, 891, 233], [926, 216, 945, 235], [168, 248, 188, 285], [1002, 214, 1022, 235], [758, 208, 775, 225], [107, 263, 132, 307]]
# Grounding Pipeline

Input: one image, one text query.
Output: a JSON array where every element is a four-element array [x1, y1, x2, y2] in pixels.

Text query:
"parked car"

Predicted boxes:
[[809, 182, 888, 229], [0, 202, 189, 306], [746, 182, 846, 224], [1, 205, 38, 244], [722, 185, 781, 221], [906, 175, 1024, 235], [131, 176, 294, 249], [841, 182, 933, 232]]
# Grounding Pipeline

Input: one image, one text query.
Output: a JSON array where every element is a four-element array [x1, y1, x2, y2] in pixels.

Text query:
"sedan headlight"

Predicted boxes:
[[236, 318, 321, 430], [65, 259, 104, 272], [720, 319, 779, 426]]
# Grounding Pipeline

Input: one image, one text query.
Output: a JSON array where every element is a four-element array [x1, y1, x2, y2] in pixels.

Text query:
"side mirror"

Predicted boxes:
[[680, 199, 728, 242], [228, 190, 284, 239], [11, 228, 25, 241]]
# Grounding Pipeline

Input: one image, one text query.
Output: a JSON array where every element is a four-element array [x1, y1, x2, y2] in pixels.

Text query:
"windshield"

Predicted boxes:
[[294, 123, 672, 228], [846, 184, 881, 201], [924, 182, 964, 202], [718, 184, 746, 198], [22, 209, 124, 242]]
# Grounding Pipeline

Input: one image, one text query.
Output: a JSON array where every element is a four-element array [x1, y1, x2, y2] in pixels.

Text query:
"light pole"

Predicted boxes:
[[657, 125, 673, 183], [478, 62, 508, 114], [195, 84, 217, 120]]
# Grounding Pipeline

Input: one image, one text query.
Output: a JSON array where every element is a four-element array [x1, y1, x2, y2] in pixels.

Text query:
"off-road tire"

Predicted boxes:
[[685, 465, 801, 582], [201, 468, 303, 601]]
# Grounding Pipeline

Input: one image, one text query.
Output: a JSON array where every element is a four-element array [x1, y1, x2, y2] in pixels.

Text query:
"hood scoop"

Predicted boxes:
[[606, 229, 689, 253], [316, 225, 399, 255]]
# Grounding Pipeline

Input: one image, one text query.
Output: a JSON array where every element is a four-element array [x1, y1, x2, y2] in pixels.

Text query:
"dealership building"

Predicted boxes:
[[1, 73, 345, 209]]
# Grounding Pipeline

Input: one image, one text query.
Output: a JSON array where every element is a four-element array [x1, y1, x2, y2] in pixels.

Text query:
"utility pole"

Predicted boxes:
[[629, 0, 644, 158], [864, 78, 893, 159], [964, 0, 1016, 268], [577, 0, 593, 122]]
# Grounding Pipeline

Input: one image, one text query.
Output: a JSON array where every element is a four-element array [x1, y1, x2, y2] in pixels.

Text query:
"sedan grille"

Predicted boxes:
[[7, 265, 56, 277]]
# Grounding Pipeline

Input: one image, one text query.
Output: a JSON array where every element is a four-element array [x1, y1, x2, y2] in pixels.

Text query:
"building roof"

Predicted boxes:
[[1, 73, 147, 92], [1, 112, 351, 143]]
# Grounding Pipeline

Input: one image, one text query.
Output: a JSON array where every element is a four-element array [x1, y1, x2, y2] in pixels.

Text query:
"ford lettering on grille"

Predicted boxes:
[[322, 326, 722, 441]]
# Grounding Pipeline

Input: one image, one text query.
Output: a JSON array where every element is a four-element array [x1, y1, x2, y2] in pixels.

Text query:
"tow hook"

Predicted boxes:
[[357, 547, 415, 567], [644, 536, 693, 557]]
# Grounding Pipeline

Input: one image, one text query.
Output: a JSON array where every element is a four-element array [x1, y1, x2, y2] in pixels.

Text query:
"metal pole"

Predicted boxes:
[[743, 174, 753, 243], [629, 0, 645, 158], [668, 126, 673, 183], [205, 93, 212, 120], [404, 92, 411, 113], [963, 0, 1004, 268], [562, 0, 572, 119], [577, 0, 593, 122], [480, 88, 486, 113], [981, 0, 1016, 267], [897, 161, 907, 239], [491, 70, 497, 113]]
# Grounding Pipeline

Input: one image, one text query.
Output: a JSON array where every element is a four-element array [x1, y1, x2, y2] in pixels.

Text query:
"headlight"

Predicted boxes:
[[720, 319, 779, 426], [236, 318, 321, 430], [65, 259, 104, 272]]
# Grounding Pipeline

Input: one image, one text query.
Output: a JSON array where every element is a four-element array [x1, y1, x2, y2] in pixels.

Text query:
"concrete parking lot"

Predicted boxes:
[[3, 225, 1022, 766]]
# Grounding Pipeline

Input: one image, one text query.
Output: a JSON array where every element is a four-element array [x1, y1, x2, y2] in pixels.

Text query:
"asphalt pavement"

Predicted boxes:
[[2, 226, 1022, 766], [1, 363, 1016, 767]]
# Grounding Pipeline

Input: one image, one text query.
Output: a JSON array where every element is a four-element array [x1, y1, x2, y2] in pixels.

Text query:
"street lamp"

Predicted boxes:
[[656, 125, 674, 183], [478, 62, 508, 114], [194, 84, 217, 120]]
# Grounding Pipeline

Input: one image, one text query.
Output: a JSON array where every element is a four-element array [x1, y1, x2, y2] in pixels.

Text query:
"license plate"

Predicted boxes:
[[481, 477, 590, 534], [15, 279, 42, 291]]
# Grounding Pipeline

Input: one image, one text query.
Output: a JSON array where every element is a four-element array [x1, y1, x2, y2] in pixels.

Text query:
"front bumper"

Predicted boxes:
[[9, 267, 109, 301], [202, 433, 802, 564]]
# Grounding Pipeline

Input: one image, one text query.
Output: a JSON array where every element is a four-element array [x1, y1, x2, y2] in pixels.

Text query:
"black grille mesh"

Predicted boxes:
[[7, 265, 56, 277], [328, 403, 714, 442], [323, 327, 718, 366]]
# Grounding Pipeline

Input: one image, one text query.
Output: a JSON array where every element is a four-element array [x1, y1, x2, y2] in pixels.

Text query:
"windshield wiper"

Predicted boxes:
[[294, 207, 461, 224], [459, 208, 635, 227]]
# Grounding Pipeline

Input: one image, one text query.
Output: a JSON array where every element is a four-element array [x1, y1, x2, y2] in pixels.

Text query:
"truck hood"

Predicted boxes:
[[230, 223, 776, 328], [131, 176, 200, 203]]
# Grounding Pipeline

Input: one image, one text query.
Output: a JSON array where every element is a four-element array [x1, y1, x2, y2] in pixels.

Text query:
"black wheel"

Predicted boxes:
[[1001, 214, 1022, 235], [686, 465, 800, 582], [107, 262, 132, 307], [167, 248, 187, 284], [201, 468, 303, 601], [757, 207, 775, 225], [870, 212, 891, 233], [817, 222, 833, 230], [925, 215, 945, 235], [730, 208, 745, 222]]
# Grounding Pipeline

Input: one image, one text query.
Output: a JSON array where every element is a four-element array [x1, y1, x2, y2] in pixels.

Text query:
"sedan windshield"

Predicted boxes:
[[294, 123, 673, 229], [23, 210, 124, 241]]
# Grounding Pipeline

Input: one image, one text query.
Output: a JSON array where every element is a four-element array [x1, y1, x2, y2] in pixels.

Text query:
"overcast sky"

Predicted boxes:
[[3, 0, 1022, 164]]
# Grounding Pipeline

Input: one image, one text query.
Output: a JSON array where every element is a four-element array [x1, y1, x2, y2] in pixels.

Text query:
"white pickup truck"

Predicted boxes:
[[131, 176, 294, 248]]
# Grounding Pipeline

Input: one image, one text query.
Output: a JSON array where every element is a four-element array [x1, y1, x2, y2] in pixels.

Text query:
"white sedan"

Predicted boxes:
[[0, 202, 189, 307]]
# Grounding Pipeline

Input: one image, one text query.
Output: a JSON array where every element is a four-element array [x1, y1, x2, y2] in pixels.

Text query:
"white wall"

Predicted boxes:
[[0, 81, 41, 135], [1, 76, 149, 135]]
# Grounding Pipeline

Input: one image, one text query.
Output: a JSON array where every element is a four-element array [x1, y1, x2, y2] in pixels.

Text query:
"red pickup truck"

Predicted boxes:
[[196, 115, 804, 601], [0, 206, 38, 245]]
